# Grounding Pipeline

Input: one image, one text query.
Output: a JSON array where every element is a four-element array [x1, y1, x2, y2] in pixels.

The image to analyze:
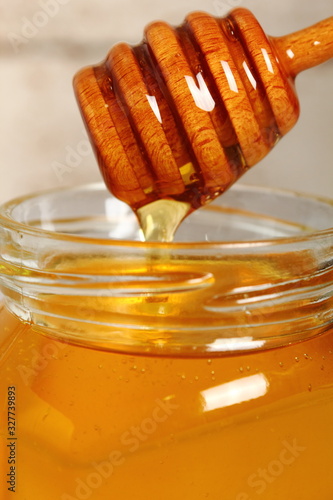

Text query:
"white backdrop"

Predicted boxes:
[[1, 0, 332, 203]]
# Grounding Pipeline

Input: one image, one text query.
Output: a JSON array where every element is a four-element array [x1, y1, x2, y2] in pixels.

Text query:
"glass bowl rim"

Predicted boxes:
[[0, 182, 332, 249]]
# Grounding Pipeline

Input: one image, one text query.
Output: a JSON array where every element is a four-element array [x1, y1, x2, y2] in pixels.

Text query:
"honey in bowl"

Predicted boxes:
[[0, 184, 333, 499], [1, 307, 333, 499]]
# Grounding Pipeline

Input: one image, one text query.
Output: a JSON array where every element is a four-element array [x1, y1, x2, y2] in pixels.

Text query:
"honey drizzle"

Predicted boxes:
[[136, 198, 191, 242]]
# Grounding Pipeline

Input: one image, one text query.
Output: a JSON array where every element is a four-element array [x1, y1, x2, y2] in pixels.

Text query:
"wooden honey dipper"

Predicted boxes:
[[74, 8, 333, 239]]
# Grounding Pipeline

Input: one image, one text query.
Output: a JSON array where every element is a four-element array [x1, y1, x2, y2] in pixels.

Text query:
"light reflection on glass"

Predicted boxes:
[[201, 373, 269, 412], [39, 198, 56, 231], [242, 61, 257, 89], [220, 60, 239, 92], [185, 73, 215, 112], [104, 197, 137, 239], [261, 48, 274, 74], [146, 94, 162, 123], [237, 292, 279, 304], [207, 337, 266, 352]]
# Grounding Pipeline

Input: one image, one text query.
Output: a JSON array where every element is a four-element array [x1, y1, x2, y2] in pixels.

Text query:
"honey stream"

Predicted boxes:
[[136, 198, 191, 242]]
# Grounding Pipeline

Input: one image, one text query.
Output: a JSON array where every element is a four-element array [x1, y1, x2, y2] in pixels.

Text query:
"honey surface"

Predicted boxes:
[[1, 302, 333, 499]]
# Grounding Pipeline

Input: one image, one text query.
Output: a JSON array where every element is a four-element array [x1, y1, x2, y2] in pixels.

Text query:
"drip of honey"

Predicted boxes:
[[137, 198, 190, 242]]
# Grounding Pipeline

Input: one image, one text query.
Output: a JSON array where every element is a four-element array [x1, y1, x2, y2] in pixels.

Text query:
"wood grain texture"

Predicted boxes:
[[73, 8, 333, 211], [273, 16, 333, 78]]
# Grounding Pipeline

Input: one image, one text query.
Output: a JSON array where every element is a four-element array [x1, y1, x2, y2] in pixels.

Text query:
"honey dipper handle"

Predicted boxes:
[[273, 16, 333, 78]]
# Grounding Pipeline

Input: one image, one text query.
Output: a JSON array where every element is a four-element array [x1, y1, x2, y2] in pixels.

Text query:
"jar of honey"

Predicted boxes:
[[0, 183, 332, 499]]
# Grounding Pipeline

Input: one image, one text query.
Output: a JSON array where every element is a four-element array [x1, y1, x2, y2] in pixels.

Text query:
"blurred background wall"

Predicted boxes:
[[1, 0, 332, 203]]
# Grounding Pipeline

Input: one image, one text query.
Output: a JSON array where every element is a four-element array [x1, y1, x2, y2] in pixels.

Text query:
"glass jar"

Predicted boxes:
[[0, 183, 332, 500]]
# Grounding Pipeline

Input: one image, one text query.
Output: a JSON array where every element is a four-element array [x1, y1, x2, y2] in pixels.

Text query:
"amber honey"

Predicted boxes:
[[1, 298, 333, 500], [0, 184, 333, 499]]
